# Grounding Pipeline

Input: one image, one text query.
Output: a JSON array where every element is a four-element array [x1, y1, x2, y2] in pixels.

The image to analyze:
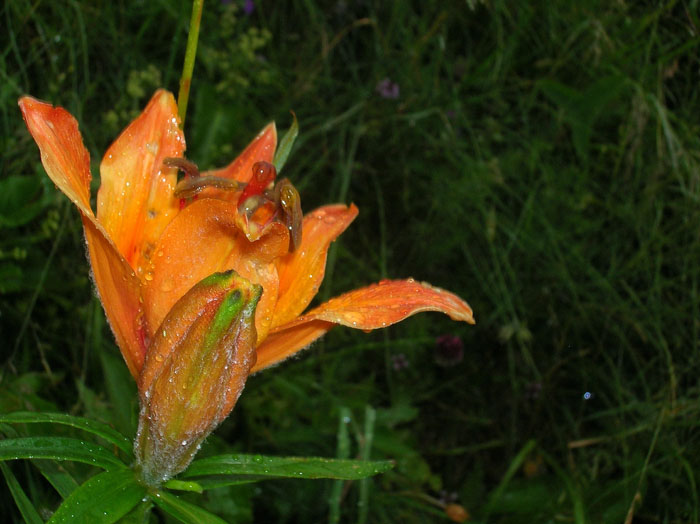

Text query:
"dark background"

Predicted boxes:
[[2, 1, 700, 522]]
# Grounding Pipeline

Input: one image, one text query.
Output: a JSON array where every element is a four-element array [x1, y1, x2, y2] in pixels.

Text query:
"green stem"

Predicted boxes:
[[177, 0, 204, 127]]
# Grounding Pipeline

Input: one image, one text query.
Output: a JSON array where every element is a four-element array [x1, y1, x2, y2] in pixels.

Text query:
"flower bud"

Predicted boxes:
[[134, 270, 262, 486]]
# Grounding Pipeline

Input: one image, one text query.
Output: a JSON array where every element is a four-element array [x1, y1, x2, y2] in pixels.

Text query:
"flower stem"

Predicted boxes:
[[177, 0, 204, 127]]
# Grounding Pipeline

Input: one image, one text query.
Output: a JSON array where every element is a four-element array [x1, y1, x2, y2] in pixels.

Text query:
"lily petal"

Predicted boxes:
[[83, 216, 147, 377], [252, 319, 334, 373], [97, 90, 185, 275], [271, 204, 359, 329], [19, 96, 146, 378], [18, 96, 93, 217], [253, 279, 474, 372], [143, 198, 288, 344], [204, 123, 277, 184], [197, 123, 278, 204]]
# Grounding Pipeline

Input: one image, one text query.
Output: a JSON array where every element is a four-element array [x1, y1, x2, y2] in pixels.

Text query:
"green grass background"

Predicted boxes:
[[2, 0, 700, 522]]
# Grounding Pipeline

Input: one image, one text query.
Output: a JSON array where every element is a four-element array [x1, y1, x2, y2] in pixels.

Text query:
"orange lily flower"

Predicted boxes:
[[19, 90, 474, 481], [19, 89, 473, 378]]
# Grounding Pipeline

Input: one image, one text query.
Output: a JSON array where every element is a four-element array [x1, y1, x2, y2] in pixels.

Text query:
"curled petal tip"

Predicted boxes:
[[254, 278, 474, 372], [307, 278, 474, 330], [18, 95, 93, 215]]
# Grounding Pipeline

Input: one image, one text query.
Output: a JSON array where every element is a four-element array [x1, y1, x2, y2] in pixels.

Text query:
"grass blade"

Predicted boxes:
[[47, 469, 146, 524], [0, 412, 132, 457], [0, 437, 126, 470], [151, 490, 227, 524], [0, 462, 43, 524]]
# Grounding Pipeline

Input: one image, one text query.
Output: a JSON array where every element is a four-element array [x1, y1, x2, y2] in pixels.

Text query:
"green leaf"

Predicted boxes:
[[0, 462, 44, 524], [483, 439, 537, 518], [357, 405, 377, 524], [273, 110, 298, 173], [150, 489, 228, 524], [0, 437, 126, 470], [118, 501, 153, 524], [33, 459, 80, 498], [182, 454, 394, 483], [47, 469, 147, 524], [0, 263, 24, 293], [182, 477, 256, 491], [329, 407, 352, 524], [0, 174, 52, 228], [0, 411, 133, 457], [99, 345, 138, 436], [163, 479, 204, 493]]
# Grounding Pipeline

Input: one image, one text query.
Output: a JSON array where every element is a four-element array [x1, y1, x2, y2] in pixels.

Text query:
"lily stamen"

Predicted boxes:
[[174, 175, 243, 199], [164, 157, 201, 178], [167, 157, 244, 199], [274, 178, 302, 252], [164, 158, 303, 252]]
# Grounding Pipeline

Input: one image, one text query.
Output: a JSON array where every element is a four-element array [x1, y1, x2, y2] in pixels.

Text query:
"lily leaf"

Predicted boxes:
[[0, 462, 44, 524], [273, 111, 298, 173], [0, 411, 133, 457], [181, 454, 394, 485], [47, 469, 146, 524], [119, 501, 154, 524], [33, 459, 80, 498], [150, 489, 228, 524], [0, 437, 126, 470], [163, 479, 204, 493]]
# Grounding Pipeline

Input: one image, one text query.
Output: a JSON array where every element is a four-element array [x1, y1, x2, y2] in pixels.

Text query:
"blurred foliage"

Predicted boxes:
[[2, 0, 700, 522]]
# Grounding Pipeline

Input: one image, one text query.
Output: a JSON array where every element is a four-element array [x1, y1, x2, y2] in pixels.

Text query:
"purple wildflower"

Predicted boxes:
[[435, 334, 464, 367], [391, 353, 409, 371], [243, 0, 255, 15], [376, 77, 400, 99], [525, 381, 542, 401]]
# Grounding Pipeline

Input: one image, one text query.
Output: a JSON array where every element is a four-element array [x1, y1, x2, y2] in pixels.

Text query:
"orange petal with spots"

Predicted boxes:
[[253, 279, 474, 372], [97, 90, 185, 273], [18, 96, 93, 217], [271, 204, 358, 329], [18, 96, 146, 377], [83, 216, 147, 377], [143, 198, 288, 344], [253, 319, 334, 373]]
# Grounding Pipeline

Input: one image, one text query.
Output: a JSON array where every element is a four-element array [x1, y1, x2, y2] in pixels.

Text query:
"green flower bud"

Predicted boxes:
[[134, 270, 262, 486]]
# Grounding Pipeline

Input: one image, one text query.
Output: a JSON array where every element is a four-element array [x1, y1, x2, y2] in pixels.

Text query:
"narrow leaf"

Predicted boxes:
[[33, 459, 80, 498], [183, 454, 394, 481], [273, 111, 298, 173], [186, 478, 255, 490], [0, 411, 132, 456], [483, 439, 538, 518], [163, 479, 204, 493], [48, 469, 146, 524], [119, 501, 153, 524], [357, 406, 377, 524], [150, 489, 227, 524], [0, 462, 44, 524], [0, 437, 125, 470], [99, 347, 138, 436], [329, 407, 352, 524]]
